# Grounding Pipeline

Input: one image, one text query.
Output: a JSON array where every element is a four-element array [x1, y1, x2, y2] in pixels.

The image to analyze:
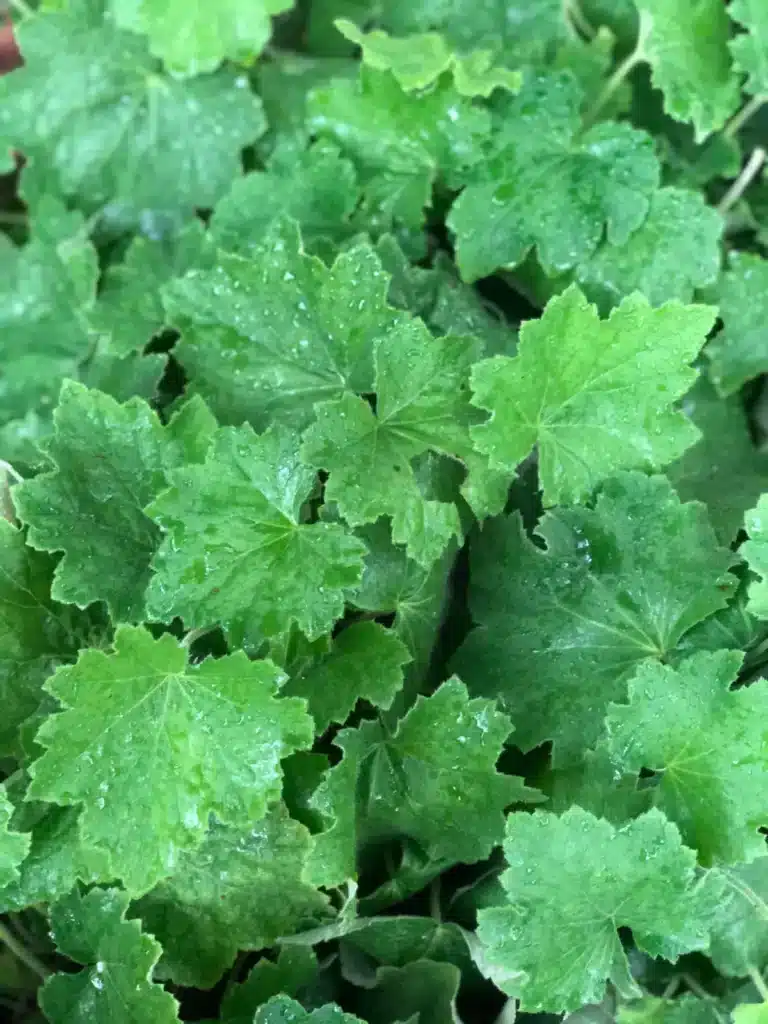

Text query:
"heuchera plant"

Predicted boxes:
[[4, 1, 768, 1022]]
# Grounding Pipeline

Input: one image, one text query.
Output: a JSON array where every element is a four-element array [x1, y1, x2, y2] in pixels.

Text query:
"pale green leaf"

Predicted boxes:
[[743, 495, 768, 619], [26, 625, 314, 894], [729, 0, 768, 98], [709, 859, 768, 977], [707, 253, 768, 397], [255, 996, 364, 1024], [477, 807, 720, 1012], [469, 286, 713, 505], [0, 785, 29, 891], [220, 948, 318, 1024], [605, 650, 768, 864]]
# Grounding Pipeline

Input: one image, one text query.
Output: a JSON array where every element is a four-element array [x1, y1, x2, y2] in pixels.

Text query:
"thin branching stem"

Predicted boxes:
[[725, 93, 768, 140], [718, 147, 767, 214], [0, 919, 50, 981], [583, 10, 652, 127]]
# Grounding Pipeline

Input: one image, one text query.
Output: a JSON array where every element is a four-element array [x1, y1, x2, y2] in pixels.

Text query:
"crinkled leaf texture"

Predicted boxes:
[[255, 995, 364, 1024], [305, 678, 537, 888], [709, 858, 768, 977], [108, 0, 293, 76], [12, 382, 214, 623], [476, 807, 721, 1012], [40, 887, 180, 1024], [132, 805, 331, 989], [729, 0, 768, 97], [707, 252, 768, 397], [26, 625, 314, 894], [469, 285, 714, 506], [448, 72, 659, 281], [0, 4, 264, 217], [0, 785, 30, 890], [454, 472, 737, 764], [146, 424, 367, 644], [605, 649, 768, 865]]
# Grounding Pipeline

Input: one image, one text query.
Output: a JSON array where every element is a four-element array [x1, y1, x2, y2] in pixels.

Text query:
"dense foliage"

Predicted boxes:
[[3, 1, 768, 1022]]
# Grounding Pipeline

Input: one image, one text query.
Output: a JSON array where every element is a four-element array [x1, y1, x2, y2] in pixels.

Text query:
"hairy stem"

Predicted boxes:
[[583, 10, 652, 126], [564, 0, 595, 40], [7, 0, 34, 21], [749, 965, 768, 1003], [725, 93, 768, 141], [718, 147, 767, 214], [0, 919, 50, 981]]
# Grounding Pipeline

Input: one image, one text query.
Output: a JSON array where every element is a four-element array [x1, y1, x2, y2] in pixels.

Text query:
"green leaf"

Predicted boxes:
[[378, 0, 571, 69], [306, 677, 535, 887], [707, 253, 768, 397], [605, 650, 768, 865], [40, 887, 180, 1024], [165, 224, 400, 430], [0, 197, 97, 427], [469, 286, 713, 505], [455, 472, 738, 764], [341, 917, 472, 971], [448, 73, 659, 281], [734, 1005, 768, 1024], [477, 807, 720, 1012], [26, 625, 314, 894], [146, 424, 366, 643], [0, 520, 87, 759], [254, 996, 364, 1024], [710, 859, 768, 977], [108, 0, 293, 76], [0, 5, 265, 217], [668, 376, 768, 545], [637, 0, 741, 140], [284, 621, 411, 731], [335, 20, 520, 96], [0, 785, 30, 890], [301, 322, 477, 566], [351, 521, 453, 680], [0, 797, 111, 913], [307, 66, 489, 225], [92, 220, 214, 358], [132, 806, 331, 988], [210, 142, 359, 260], [357, 960, 462, 1024], [729, 0, 768, 97], [12, 382, 211, 623], [220, 948, 318, 1024], [575, 187, 723, 311], [744, 495, 768, 619]]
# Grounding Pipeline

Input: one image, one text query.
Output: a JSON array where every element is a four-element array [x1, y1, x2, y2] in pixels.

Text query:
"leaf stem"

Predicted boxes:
[[718, 147, 767, 215], [749, 965, 768, 1003], [0, 919, 50, 981], [429, 876, 442, 922], [583, 9, 651, 126], [564, 0, 595, 40], [7, 0, 34, 21], [180, 626, 213, 650], [725, 94, 768, 140]]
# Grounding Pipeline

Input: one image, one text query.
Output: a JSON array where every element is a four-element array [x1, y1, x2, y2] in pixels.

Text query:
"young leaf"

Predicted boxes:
[[132, 806, 331, 988], [575, 187, 723, 311], [476, 807, 720, 1012], [707, 253, 768, 397], [26, 625, 314, 894], [729, 0, 768, 97], [284, 621, 411, 731], [164, 224, 399, 429], [301, 322, 477, 566], [637, 0, 741, 140], [448, 73, 659, 281], [357, 959, 462, 1024], [305, 678, 536, 887], [469, 285, 714, 505], [146, 424, 366, 643], [0, 4, 264, 216], [455, 472, 738, 764], [12, 383, 211, 623], [40, 887, 180, 1024], [605, 650, 768, 865], [108, 0, 293, 76]]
